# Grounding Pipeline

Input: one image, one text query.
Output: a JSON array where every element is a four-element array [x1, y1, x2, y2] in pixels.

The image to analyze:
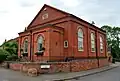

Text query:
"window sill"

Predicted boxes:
[[91, 51, 96, 53], [35, 51, 44, 56], [100, 52, 104, 53], [78, 49, 84, 52], [91, 48, 96, 52], [22, 52, 28, 57]]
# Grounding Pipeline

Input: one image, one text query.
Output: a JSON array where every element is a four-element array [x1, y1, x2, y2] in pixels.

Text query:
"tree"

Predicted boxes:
[[0, 49, 9, 62], [6, 42, 17, 55], [101, 25, 112, 46], [101, 25, 120, 59], [0, 39, 18, 61], [2, 40, 18, 55]]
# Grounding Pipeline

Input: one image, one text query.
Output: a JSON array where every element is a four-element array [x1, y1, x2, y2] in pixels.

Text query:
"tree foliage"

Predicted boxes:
[[0, 49, 9, 62], [0, 39, 18, 61], [2, 40, 18, 55], [101, 25, 120, 59]]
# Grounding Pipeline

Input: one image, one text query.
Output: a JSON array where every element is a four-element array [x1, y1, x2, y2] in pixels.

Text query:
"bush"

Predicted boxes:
[[115, 58, 120, 62], [0, 54, 7, 63], [0, 49, 9, 62], [6, 54, 18, 61], [0, 49, 10, 55], [112, 58, 116, 63]]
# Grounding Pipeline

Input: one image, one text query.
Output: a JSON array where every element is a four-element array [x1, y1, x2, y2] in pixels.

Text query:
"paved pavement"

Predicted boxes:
[[0, 68, 41, 81], [68, 63, 120, 81], [0, 62, 119, 81], [52, 63, 119, 81]]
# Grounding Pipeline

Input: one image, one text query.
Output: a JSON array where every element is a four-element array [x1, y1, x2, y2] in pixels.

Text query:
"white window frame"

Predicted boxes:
[[64, 40, 68, 48], [23, 39, 28, 53], [37, 36, 44, 52], [42, 13, 48, 20], [91, 32, 95, 52], [78, 28, 84, 51], [100, 36, 104, 53]]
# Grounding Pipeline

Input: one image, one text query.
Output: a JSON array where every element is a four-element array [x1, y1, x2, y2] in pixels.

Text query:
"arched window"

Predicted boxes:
[[78, 28, 84, 51], [100, 36, 103, 53], [91, 32, 95, 52], [23, 39, 28, 53], [37, 36, 44, 52]]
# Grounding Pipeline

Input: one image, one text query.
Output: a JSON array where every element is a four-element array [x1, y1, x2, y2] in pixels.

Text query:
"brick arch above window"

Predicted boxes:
[[36, 34, 45, 41], [34, 33, 45, 43], [21, 37, 28, 47], [22, 37, 28, 44], [77, 26, 85, 36], [37, 33, 45, 39]]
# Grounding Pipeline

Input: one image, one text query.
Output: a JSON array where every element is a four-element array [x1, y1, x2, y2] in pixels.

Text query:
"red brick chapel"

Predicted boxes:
[[18, 4, 108, 64]]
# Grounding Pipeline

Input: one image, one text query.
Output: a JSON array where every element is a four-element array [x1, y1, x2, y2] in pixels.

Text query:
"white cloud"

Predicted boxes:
[[0, 0, 120, 45], [0, 0, 51, 45], [60, 0, 80, 7], [53, 0, 120, 27]]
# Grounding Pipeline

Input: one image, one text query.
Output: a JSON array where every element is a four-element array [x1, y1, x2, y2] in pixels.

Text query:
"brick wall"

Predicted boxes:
[[9, 63, 23, 71], [98, 58, 109, 67], [71, 59, 98, 72], [9, 58, 109, 74], [48, 62, 70, 73], [20, 62, 40, 73]]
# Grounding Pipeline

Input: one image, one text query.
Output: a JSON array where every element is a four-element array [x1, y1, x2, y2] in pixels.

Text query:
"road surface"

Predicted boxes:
[[70, 66, 120, 81], [0, 66, 120, 81], [0, 68, 41, 81]]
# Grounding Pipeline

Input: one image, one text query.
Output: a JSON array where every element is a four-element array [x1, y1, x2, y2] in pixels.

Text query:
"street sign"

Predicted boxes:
[[40, 65, 50, 69]]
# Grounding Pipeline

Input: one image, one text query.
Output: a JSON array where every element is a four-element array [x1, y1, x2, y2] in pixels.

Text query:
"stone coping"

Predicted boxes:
[[4, 61, 71, 65], [4, 58, 107, 65]]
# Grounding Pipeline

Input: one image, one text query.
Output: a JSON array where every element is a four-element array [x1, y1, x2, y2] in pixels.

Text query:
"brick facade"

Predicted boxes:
[[18, 4, 108, 70]]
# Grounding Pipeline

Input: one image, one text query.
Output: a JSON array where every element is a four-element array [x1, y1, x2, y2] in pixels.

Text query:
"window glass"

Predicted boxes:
[[100, 36, 103, 53], [91, 32, 95, 52], [23, 39, 28, 53], [64, 40, 68, 48], [37, 36, 44, 52], [78, 28, 84, 51]]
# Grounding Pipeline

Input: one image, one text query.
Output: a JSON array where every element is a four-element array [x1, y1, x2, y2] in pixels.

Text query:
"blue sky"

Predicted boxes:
[[0, 0, 120, 45]]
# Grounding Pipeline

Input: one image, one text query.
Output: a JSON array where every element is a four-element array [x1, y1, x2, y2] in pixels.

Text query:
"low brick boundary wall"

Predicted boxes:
[[20, 62, 40, 73], [9, 58, 109, 74], [71, 59, 98, 72], [99, 58, 109, 67], [9, 63, 23, 71]]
